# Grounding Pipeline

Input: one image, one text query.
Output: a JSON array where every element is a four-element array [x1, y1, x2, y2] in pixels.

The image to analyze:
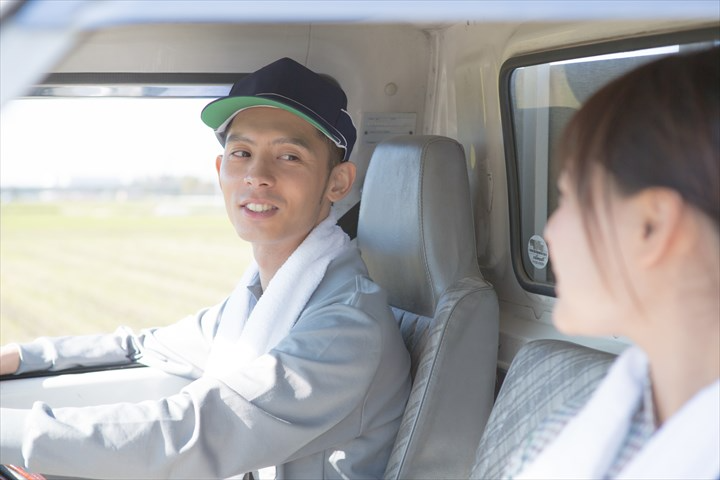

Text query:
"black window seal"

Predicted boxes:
[[28, 72, 341, 97], [26, 72, 241, 98], [500, 26, 720, 297], [40, 72, 243, 86]]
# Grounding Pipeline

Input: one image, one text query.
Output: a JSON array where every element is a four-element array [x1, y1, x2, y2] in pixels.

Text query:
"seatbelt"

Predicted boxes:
[[337, 201, 360, 240]]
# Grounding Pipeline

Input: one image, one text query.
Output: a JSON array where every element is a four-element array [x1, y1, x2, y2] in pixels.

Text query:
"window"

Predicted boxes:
[[500, 29, 720, 295], [0, 75, 252, 343]]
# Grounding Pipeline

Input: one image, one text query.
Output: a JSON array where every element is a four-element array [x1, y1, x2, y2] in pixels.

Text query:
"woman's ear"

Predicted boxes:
[[637, 188, 684, 267], [326, 162, 356, 203]]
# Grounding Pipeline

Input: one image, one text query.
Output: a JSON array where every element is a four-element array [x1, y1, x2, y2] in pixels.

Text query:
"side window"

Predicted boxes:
[[0, 75, 251, 342], [501, 31, 720, 295]]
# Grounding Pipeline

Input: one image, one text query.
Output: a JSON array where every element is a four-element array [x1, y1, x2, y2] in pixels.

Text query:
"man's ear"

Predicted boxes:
[[214, 154, 225, 192], [215, 154, 223, 175], [636, 187, 684, 268], [326, 162, 356, 203]]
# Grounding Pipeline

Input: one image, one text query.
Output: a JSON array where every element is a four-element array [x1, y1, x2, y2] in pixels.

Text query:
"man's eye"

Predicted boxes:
[[231, 150, 251, 158], [280, 154, 300, 162]]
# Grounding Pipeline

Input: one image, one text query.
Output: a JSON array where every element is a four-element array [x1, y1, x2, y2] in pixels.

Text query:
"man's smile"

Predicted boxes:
[[244, 202, 277, 213]]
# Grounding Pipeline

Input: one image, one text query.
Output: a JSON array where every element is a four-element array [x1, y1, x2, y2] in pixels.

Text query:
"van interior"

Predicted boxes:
[[1, 1, 718, 478]]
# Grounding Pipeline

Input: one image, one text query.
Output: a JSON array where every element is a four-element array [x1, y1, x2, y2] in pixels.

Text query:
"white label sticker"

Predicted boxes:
[[361, 112, 417, 146], [528, 234, 549, 270]]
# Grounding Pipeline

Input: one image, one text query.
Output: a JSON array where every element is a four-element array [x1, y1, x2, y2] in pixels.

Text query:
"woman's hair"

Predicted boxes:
[[559, 46, 720, 243]]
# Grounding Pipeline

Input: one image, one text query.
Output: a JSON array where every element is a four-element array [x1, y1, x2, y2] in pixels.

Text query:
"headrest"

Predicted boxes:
[[357, 135, 480, 317]]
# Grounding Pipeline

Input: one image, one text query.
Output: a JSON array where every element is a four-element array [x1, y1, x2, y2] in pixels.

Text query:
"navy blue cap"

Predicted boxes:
[[201, 57, 356, 161]]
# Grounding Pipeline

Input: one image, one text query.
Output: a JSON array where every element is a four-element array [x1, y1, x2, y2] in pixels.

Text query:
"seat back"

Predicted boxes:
[[357, 135, 499, 479], [470, 339, 616, 479]]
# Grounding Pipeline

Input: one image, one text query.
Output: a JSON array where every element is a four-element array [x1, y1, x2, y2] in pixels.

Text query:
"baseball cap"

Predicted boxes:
[[201, 57, 357, 161]]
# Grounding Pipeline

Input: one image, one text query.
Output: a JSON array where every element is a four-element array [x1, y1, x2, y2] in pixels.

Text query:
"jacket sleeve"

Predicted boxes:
[[13, 302, 224, 379], [0, 301, 383, 479]]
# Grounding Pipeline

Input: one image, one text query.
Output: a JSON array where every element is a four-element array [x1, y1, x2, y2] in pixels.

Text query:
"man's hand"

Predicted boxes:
[[0, 345, 20, 376]]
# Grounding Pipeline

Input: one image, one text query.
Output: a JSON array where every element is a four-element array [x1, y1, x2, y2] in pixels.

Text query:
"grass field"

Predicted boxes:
[[0, 198, 251, 344]]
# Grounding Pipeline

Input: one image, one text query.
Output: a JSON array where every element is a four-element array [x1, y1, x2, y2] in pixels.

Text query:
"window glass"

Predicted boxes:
[[0, 87, 252, 343], [504, 35, 719, 293]]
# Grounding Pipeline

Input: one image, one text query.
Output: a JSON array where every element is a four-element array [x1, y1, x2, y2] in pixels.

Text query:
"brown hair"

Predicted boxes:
[[560, 46, 720, 245]]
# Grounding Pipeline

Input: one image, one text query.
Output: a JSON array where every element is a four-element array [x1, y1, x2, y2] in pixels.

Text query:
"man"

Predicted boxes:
[[0, 57, 412, 479]]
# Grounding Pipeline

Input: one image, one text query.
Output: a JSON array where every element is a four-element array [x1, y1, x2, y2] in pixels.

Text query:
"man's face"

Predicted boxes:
[[215, 107, 351, 257]]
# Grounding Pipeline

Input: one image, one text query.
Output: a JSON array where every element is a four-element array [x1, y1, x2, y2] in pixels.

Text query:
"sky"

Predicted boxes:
[[0, 97, 221, 188]]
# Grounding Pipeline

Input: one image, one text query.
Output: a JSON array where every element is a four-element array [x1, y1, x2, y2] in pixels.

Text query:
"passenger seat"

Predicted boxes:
[[357, 135, 499, 479], [470, 339, 616, 479]]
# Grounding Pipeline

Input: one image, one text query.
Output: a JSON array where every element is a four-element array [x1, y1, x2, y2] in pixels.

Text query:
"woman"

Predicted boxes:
[[512, 46, 719, 479]]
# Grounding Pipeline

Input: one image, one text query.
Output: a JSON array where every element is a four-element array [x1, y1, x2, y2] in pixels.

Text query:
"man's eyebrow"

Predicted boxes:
[[225, 134, 255, 145], [224, 134, 312, 151], [272, 137, 312, 150]]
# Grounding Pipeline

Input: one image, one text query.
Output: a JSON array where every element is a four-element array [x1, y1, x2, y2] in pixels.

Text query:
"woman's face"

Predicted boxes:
[[544, 169, 637, 337]]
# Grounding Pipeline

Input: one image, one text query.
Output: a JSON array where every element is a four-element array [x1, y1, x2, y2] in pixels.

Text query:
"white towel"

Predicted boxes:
[[516, 346, 720, 480], [203, 211, 350, 383]]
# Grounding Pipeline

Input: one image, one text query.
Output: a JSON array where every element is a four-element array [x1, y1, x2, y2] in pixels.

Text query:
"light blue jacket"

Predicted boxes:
[[1, 247, 412, 479]]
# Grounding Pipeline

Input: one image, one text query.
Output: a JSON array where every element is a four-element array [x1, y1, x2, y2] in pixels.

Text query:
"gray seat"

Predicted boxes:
[[470, 339, 616, 479], [357, 135, 499, 480]]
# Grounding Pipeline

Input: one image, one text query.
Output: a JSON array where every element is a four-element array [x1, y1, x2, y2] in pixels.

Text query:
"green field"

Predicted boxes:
[[0, 199, 252, 344]]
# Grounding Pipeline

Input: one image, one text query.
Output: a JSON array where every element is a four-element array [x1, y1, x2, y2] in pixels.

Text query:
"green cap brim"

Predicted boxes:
[[201, 96, 337, 144]]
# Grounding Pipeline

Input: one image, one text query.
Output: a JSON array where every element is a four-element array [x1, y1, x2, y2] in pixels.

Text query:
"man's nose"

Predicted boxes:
[[243, 158, 274, 187]]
